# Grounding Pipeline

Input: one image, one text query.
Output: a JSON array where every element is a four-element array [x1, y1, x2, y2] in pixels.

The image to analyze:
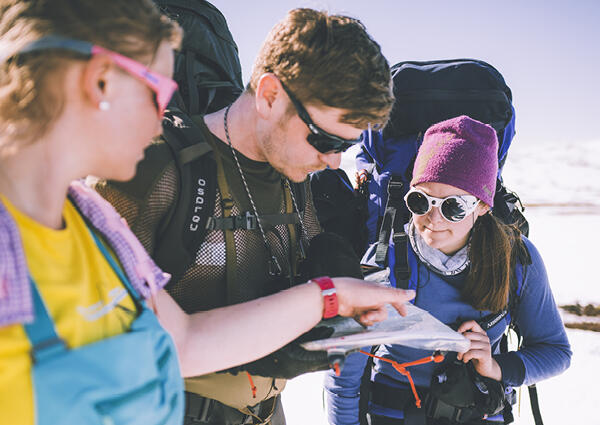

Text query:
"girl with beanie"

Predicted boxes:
[[325, 115, 571, 425]]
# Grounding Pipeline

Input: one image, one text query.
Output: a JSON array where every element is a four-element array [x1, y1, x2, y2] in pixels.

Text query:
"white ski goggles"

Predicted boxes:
[[404, 187, 480, 223]]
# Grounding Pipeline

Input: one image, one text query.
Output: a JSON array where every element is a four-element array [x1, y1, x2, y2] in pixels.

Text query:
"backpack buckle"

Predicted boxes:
[[205, 217, 217, 230], [244, 211, 257, 230]]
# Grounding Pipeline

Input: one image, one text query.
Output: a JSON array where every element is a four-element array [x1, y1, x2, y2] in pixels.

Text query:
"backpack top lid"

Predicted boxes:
[[155, 0, 244, 115], [383, 59, 513, 142]]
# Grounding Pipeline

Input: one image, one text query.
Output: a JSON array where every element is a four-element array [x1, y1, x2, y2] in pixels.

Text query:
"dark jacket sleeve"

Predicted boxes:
[[494, 237, 572, 387]]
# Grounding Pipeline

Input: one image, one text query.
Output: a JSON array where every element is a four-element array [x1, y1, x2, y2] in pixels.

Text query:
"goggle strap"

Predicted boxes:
[[18, 36, 93, 57]]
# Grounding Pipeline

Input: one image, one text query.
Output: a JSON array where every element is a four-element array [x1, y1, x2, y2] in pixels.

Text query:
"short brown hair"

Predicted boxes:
[[0, 0, 181, 154], [248, 8, 393, 129]]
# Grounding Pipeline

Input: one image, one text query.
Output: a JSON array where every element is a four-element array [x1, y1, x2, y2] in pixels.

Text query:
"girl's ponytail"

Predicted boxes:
[[464, 213, 523, 312]]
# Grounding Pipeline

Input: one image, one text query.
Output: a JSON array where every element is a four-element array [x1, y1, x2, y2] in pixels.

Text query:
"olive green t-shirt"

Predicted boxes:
[[204, 121, 285, 216]]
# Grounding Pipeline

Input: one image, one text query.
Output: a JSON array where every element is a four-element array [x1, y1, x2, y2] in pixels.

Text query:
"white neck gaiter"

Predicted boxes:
[[408, 220, 470, 276]]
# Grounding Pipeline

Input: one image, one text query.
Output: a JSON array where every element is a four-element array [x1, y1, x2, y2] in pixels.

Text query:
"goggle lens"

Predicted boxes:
[[440, 197, 467, 222], [405, 191, 430, 215], [405, 189, 479, 223]]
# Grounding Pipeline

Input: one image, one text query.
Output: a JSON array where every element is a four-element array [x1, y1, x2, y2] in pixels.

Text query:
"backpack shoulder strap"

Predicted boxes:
[[358, 345, 379, 425], [375, 176, 407, 264], [508, 241, 544, 425], [290, 180, 307, 214], [153, 109, 218, 285], [375, 175, 412, 290], [210, 144, 240, 303]]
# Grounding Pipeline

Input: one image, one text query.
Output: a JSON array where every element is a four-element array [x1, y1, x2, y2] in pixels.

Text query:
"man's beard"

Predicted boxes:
[[261, 116, 325, 182]]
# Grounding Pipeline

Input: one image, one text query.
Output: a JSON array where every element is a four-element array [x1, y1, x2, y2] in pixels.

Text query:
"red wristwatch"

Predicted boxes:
[[311, 276, 338, 319]]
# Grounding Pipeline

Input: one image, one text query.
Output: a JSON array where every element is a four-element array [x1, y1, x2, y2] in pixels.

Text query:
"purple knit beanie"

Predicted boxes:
[[411, 115, 498, 207]]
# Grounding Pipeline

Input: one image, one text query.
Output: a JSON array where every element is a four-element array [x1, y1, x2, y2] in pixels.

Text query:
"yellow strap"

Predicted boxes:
[[213, 149, 238, 304]]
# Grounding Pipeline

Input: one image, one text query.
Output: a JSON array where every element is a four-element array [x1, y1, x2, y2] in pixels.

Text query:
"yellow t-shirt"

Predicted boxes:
[[0, 196, 137, 425]]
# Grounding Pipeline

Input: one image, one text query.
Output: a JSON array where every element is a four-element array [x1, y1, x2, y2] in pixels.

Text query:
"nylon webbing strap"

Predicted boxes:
[[24, 280, 67, 364], [214, 150, 238, 304], [375, 177, 405, 263], [177, 142, 213, 165], [529, 384, 544, 425], [205, 211, 299, 231], [155, 109, 216, 285], [478, 309, 509, 331], [185, 49, 199, 114], [375, 208, 395, 264], [392, 233, 410, 289], [283, 182, 301, 278]]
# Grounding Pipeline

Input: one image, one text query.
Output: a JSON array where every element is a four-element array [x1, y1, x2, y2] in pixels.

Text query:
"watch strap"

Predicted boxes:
[[311, 276, 338, 319]]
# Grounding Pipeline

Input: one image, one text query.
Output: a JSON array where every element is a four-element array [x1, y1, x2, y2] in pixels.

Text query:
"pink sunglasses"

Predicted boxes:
[[17, 36, 177, 117]]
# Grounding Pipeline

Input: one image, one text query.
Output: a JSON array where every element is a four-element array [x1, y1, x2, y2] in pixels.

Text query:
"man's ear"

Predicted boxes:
[[254, 73, 283, 119], [81, 54, 115, 109]]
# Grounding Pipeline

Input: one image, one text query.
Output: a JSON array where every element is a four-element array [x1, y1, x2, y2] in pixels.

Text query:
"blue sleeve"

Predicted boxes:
[[355, 142, 372, 172], [494, 238, 572, 387], [356, 130, 387, 172], [324, 349, 369, 425]]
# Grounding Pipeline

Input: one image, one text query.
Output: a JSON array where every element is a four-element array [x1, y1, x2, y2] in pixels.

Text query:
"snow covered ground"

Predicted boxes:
[[282, 140, 600, 424]]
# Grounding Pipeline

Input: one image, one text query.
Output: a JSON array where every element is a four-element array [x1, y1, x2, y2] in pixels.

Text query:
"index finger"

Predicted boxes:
[[384, 287, 415, 317], [457, 320, 484, 334]]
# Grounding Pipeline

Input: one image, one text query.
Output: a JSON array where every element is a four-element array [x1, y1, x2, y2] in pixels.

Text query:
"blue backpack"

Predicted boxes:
[[357, 59, 527, 255]]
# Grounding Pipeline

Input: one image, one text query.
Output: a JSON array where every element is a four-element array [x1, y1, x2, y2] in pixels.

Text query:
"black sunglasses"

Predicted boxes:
[[279, 82, 363, 154]]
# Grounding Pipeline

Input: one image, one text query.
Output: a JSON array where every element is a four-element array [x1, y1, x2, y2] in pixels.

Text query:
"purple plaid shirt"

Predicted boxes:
[[0, 181, 170, 327]]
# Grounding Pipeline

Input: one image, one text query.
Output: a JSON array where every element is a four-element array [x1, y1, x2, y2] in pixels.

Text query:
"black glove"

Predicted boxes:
[[222, 325, 335, 379], [426, 359, 507, 423]]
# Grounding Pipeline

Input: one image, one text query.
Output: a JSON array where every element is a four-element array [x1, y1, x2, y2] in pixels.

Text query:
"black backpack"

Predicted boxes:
[[385, 59, 513, 152], [155, 0, 244, 115], [109, 1, 241, 284]]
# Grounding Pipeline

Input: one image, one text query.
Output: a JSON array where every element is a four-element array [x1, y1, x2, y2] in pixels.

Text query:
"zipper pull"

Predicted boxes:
[[268, 255, 282, 277]]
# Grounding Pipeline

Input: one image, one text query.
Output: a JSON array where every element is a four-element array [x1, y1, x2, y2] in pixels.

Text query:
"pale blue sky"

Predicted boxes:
[[210, 0, 599, 146]]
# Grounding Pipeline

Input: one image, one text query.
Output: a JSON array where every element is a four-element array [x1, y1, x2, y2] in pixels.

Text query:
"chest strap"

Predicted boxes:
[[205, 211, 299, 231], [359, 350, 445, 409]]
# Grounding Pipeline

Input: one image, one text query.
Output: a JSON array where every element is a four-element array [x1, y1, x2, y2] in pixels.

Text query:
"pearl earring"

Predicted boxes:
[[99, 101, 110, 111]]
